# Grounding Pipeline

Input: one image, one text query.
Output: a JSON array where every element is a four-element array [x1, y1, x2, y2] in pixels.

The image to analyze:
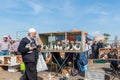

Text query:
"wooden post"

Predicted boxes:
[[65, 32, 67, 42], [81, 31, 86, 52], [38, 35, 43, 46], [50, 33, 53, 50], [65, 32, 67, 49]]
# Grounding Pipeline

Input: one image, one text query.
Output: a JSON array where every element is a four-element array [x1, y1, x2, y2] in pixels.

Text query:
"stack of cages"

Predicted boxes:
[[39, 31, 87, 52]]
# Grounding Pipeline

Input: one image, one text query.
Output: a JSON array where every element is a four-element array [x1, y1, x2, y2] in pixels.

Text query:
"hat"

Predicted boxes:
[[28, 28, 36, 33], [3, 35, 8, 38]]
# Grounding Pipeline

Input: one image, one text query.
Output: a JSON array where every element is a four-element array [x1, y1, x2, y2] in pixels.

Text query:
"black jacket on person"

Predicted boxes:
[[91, 43, 98, 52], [18, 37, 39, 63], [97, 42, 104, 49]]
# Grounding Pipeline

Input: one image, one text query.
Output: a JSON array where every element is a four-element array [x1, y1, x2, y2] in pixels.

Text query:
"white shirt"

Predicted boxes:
[[86, 43, 91, 51], [13, 42, 20, 51], [0, 41, 10, 51]]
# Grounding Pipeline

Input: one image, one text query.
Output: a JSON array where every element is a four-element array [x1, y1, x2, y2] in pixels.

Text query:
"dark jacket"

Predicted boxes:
[[18, 37, 39, 63], [91, 43, 98, 52], [97, 42, 104, 49]]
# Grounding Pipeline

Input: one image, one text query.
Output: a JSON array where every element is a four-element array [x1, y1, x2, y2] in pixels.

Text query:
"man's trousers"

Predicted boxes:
[[24, 62, 37, 80]]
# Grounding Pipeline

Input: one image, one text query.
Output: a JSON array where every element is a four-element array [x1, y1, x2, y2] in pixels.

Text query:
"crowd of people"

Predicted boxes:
[[106, 42, 120, 48], [91, 40, 104, 59], [0, 35, 20, 56]]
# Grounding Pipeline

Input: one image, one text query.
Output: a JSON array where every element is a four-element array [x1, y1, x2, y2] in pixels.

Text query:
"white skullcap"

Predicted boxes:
[[28, 28, 36, 33], [3, 35, 8, 38]]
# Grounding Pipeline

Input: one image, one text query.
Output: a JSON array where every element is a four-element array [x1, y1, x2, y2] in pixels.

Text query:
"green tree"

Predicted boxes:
[[103, 33, 111, 42]]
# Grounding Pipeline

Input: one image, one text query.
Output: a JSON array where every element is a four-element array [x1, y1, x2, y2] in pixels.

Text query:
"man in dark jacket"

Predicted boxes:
[[97, 40, 104, 49], [18, 28, 39, 80], [91, 41, 98, 59], [97, 40, 104, 58]]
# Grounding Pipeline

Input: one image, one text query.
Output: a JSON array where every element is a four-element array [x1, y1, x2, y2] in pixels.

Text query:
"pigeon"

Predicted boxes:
[[74, 44, 81, 50], [56, 45, 60, 50], [70, 44, 74, 50], [42, 45, 49, 50], [64, 44, 70, 50], [59, 45, 63, 50], [53, 45, 57, 50]]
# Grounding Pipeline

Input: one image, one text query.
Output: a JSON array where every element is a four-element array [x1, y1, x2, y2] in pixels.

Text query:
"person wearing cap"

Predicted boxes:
[[0, 35, 10, 55], [18, 28, 40, 80]]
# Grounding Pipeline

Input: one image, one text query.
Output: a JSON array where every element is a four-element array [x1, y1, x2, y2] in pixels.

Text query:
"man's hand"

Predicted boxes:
[[38, 48, 41, 51], [29, 46, 34, 51]]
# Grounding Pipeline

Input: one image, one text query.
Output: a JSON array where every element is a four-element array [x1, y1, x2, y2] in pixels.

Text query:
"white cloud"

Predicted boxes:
[[0, 0, 43, 15], [57, 0, 77, 18], [28, 1, 43, 15], [91, 31, 101, 36], [24, 0, 43, 15]]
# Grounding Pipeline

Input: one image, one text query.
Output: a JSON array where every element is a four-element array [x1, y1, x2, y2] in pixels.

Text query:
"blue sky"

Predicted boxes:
[[0, 0, 120, 40]]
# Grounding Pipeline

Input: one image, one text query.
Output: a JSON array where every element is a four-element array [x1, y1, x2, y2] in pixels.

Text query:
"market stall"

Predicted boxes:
[[38, 30, 87, 75]]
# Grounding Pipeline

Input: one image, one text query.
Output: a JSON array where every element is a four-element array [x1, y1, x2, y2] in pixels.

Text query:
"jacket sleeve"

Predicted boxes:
[[18, 38, 30, 54]]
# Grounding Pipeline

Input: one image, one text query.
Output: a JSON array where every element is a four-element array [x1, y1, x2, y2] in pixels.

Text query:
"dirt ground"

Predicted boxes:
[[0, 71, 84, 80], [0, 63, 119, 80]]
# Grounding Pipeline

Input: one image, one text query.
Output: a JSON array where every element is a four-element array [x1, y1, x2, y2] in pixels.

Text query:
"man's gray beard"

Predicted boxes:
[[29, 35, 36, 39]]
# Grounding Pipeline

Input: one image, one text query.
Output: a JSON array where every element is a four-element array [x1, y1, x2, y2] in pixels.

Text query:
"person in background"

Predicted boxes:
[[97, 40, 104, 49], [12, 38, 20, 55], [108, 49, 119, 70], [9, 40, 15, 55], [97, 40, 104, 58], [18, 28, 40, 80], [110, 43, 114, 48], [0, 35, 10, 55], [91, 41, 98, 59], [85, 41, 91, 59]]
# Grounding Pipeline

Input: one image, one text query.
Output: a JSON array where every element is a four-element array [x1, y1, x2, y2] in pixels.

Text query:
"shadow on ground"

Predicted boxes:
[[19, 75, 43, 80], [102, 68, 112, 80]]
